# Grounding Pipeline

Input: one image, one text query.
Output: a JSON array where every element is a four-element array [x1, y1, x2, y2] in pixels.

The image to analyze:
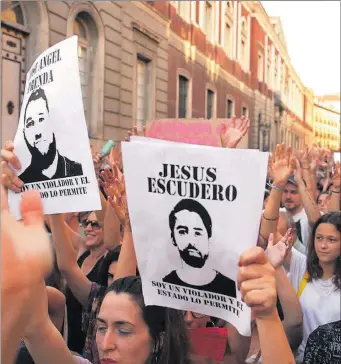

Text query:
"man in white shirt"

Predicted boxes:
[[280, 175, 310, 254]]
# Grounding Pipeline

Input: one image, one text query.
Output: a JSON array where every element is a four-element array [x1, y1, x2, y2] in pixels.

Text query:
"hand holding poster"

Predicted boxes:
[[122, 140, 268, 336], [8, 36, 101, 219]]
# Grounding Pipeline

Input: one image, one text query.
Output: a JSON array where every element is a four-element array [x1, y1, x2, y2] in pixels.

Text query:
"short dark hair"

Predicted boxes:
[[169, 199, 212, 240], [106, 276, 191, 364], [24, 88, 49, 125], [307, 211, 341, 289]]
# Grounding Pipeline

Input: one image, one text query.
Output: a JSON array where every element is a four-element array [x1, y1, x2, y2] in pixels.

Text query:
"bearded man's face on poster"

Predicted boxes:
[[24, 96, 56, 169], [172, 209, 210, 268]]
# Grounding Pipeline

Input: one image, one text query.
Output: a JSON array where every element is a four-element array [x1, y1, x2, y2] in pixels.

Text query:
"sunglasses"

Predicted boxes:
[[182, 311, 206, 319], [80, 220, 101, 229]]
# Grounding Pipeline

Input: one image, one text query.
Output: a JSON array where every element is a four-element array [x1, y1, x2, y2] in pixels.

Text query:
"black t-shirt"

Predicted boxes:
[[163, 270, 237, 298], [18, 154, 83, 184], [303, 320, 341, 364], [66, 251, 104, 355]]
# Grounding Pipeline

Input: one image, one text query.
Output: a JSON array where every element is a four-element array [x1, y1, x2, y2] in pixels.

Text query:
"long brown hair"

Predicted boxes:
[[307, 211, 341, 289]]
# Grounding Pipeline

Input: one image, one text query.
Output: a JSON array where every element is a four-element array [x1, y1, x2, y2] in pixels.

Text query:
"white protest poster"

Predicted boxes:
[[122, 141, 268, 336], [8, 36, 101, 219]]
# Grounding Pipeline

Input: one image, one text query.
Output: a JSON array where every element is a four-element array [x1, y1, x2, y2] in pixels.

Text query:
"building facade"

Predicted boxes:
[[313, 102, 340, 151], [1, 0, 169, 149], [160, 1, 314, 150], [1, 1, 314, 150]]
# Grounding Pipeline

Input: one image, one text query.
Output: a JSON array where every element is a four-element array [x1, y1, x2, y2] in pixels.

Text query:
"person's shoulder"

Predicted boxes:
[[313, 320, 341, 336], [73, 355, 92, 364]]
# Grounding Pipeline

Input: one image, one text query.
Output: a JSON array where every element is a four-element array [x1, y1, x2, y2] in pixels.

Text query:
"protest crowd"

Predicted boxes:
[[1, 32, 340, 364], [2, 117, 340, 364]]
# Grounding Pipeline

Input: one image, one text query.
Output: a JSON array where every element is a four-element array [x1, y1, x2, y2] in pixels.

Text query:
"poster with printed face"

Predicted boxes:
[[122, 140, 268, 336], [8, 36, 101, 219]]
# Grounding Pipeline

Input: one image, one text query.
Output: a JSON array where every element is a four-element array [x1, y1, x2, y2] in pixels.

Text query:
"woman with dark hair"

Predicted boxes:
[[2, 189, 296, 364], [283, 211, 341, 363], [49, 212, 122, 362], [96, 276, 191, 364]]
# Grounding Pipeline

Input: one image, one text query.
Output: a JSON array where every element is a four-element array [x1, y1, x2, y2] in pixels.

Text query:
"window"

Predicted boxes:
[[177, 1, 190, 21], [74, 15, 92, 122], [242, 106, 248, 117], [240, 19, 247, 68], [178, 75, 189, 118], [224, 2, 233, 58], [281, 63, 286, 93], [258, 50, 264, 82], [227, 99, 234, 118], [1, 1, 24, 24], [136, 57, 150, 129], [224, 22, 232, 57], [205, 1, 213, 42], [206, 89, 215, 119], [266, 46, 271, 86]]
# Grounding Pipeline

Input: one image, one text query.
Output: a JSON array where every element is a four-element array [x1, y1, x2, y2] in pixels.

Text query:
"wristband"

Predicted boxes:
[[262, 214, 279, 221], [267, 182, 285, 192]]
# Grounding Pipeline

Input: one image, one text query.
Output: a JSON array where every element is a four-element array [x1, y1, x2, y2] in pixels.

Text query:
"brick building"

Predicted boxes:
[[1, 1, 314, 150], [159, 1, 314, 150], [313, 101, 340, 151]]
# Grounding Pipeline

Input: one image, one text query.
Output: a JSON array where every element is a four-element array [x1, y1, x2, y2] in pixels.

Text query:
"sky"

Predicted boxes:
[[262, 0, 340, 96]]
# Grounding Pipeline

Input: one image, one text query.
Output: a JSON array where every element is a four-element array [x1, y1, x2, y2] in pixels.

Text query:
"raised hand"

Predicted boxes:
[[269, 144, 294, 187], [331, 161, 341, 190], [125, 125, 146, 142], [293, 156, 303, 183], [1, 188, 53, 362], [220, 116, 250, 149], [265, 230, 292, 269], [100, 165, 128, 227], [92, 151, 103, 178], [1, 140, 23, 193], [238, 247, 277, 319], [108, 144, 123, 173]]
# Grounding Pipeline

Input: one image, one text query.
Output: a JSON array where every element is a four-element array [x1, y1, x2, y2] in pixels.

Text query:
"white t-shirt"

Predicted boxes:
[[288, 249, 341, 363], [280, 207, 310, 254]]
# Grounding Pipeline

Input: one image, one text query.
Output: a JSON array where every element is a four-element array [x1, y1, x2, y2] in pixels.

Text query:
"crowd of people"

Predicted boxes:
[[1, 118, 340, 364]]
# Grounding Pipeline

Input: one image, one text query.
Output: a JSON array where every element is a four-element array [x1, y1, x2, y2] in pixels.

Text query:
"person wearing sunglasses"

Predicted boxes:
[[64, 211, 108, 355]]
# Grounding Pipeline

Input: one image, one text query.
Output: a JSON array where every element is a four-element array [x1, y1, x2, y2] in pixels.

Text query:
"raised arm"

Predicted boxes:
[[223, 322, 251, 363], [300, 146, 315, 195], [265, 232, 303, 351], [100, 167, 123, 249], [1, 189, 53, 364], [49, 214, 91, 306], [23, 284, 76, 364], [294, 157, 321, 224], [25, 319, 76, 364], [238, 247, 295, 364], [329, 161, 341, 212], [107, 172, 137, 281], [259, 144, 293, 245]]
